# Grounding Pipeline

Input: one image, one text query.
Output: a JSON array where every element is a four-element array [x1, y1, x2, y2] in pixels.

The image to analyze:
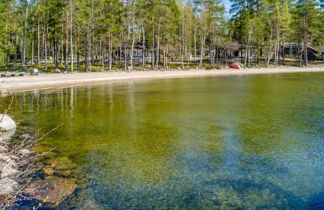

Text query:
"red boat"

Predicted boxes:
[[229, 63, 241, 69]]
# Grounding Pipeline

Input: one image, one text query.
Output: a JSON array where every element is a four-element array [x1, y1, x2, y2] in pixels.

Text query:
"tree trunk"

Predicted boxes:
[[199, 33, 205, 69], [151, 21, 155, 70], [21, 37, 25, 67], [70, 0, 74, 72], [109, 33, 113, 71], [303, 40, 308, 66], [89, 0, 94, 71], [85, 43, 89, 72], [31, 32, 34, 65], [77, 46, 80, 71], [156, 21, 161, 69], [64, 39, 68, 72], [14, 53, 17, 69], [142, 24, 146, 66], [282, 44, 285, 65], [60, 40, 64, 65], [130, 15, 136, 70], [124, 33, 128, 71], [64, 12, 69, 72], [194, 24, 197, 66], [37, 20, 40, 65], [163, 48, 166, 68], [44, 24, 48, 71], [22, 4, 29, 67]]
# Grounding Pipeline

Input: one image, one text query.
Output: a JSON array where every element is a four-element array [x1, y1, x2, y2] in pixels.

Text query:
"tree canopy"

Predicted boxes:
[[0, 0, 322, 69]]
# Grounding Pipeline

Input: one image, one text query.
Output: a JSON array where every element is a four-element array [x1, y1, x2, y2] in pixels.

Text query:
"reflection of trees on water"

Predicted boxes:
[[1, 74, 323, 209], [2, 83, 183, 185]]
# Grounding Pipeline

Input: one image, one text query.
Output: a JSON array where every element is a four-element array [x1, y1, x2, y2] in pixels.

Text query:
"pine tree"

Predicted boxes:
[[194, 0, 225, 68], [263, 0, 292, 66], [0, 1, 10, 64], [294, 0, 321, 66], [98, 0, 122, 71]]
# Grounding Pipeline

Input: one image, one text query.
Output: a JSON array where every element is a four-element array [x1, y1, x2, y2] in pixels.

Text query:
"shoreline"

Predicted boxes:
[[1, 66, 324, 94]]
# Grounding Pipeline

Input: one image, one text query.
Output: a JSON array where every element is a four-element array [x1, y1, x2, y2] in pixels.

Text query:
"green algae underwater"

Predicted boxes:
[[1, 72, 324, 209]]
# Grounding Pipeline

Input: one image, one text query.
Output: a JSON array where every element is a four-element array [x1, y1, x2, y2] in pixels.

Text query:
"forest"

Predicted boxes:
[[0, 0, 323, 72]]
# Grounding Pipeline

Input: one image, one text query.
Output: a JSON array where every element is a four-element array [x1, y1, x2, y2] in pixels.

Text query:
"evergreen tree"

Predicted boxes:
[[0, 1, 9, 64], [194, 0, 225, 67], [294, 0, 321, 65], [0, 0, 322, 69]]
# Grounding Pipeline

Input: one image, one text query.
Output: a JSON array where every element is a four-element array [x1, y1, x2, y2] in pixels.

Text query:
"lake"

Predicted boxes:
[[1, 73, 324, 209]]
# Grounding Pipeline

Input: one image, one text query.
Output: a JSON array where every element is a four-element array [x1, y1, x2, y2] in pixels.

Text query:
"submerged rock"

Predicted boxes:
[[0, 178, 20, 196], [44, 156, 76, 177], [49, 157, 76, 170], [43, 167, 55, 176], [0, 115, 16, 132], [23, 178, 76, 205]]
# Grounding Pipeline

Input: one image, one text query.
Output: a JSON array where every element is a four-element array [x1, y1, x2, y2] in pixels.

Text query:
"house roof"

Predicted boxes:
[[283, 43, 322, 53]]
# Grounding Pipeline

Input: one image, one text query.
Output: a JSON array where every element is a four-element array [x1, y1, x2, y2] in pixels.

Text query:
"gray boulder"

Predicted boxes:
[[0, 129, 16, 141], [1, 166, 20, 179], [0, 178, 20, 196], [0, 114, 16, 132]]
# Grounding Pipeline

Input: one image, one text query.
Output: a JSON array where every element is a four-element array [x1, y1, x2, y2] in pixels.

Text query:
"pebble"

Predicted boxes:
[[0, 146, 7, 153], [0, 154, 11, 162], [10, 155, 19, 161], [0, 154, 16, 167], [19, 149, 31, 156], [19, 134, 31, 140]]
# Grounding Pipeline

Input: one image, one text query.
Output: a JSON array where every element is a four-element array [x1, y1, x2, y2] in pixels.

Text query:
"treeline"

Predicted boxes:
[[0, 0, 323, 71]]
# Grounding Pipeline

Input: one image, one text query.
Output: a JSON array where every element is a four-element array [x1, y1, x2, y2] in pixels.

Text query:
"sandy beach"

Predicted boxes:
[[1, 66, 324, 94]]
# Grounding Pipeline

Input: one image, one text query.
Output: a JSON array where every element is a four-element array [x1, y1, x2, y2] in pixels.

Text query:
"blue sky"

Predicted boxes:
[[224, 0, 231, 12]]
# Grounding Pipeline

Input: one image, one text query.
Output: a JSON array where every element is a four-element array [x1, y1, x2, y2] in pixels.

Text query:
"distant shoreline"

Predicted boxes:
[[1, 66, 324, 95]]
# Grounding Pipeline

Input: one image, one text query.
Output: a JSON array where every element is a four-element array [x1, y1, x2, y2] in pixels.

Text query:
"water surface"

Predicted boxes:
[[1, 73, 324, 209]]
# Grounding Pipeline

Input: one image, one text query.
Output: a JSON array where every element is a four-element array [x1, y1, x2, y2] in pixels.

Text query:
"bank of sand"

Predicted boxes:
[[1, 66, 324, 94]]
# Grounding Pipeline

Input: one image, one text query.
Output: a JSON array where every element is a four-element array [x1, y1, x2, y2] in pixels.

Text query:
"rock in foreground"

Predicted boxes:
[[0, 129, 16, 141], [0, 178, 20, 196], [0, 114, 16, 132], [1, 166, 20, 179], [23, 178, 76, 205]]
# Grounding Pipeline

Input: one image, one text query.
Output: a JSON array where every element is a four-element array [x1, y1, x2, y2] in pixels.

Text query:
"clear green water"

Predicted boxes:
[[1, 73, 324, 209]]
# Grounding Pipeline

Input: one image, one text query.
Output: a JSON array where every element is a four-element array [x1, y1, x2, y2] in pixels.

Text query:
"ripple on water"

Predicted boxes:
[[1, 73, 323, 209]]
